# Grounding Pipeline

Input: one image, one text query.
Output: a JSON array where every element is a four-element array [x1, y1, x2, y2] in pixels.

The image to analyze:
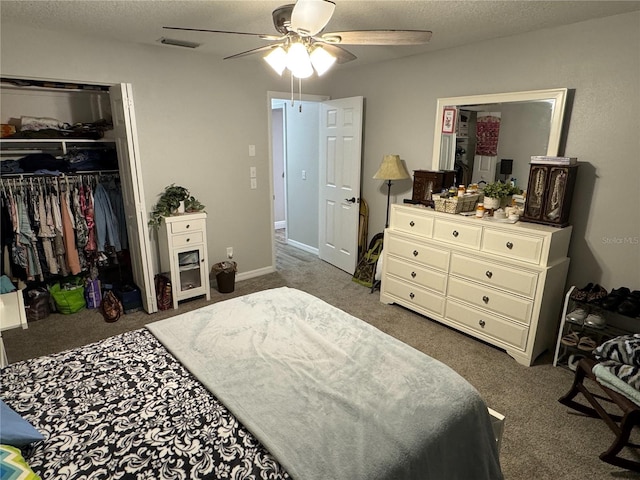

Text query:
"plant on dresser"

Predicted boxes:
[[379, 204, 572, 366]]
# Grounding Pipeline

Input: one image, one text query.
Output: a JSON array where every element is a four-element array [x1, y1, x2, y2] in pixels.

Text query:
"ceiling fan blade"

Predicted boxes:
[[317, 43, 357, 64], [163, 26, 274, 38], [291, 0, 336, 36], [320, 30, 432, 45], [224, 44, 279, 61]]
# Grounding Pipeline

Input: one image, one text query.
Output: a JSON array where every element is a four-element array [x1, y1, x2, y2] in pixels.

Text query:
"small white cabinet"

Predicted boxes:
[[381, 204, 573, 366], [158, 213, 210, 309]]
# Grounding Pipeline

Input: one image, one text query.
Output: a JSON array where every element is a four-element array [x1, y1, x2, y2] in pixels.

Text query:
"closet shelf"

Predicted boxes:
[[1, 138, 115, 156]]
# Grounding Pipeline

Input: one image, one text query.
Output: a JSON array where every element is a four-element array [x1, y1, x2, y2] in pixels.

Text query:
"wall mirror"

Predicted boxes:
[[431, 88, 568, 189]]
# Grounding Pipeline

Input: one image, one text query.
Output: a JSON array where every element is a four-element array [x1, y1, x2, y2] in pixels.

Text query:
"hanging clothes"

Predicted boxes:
[[93, 182, 121, 253], [0, 172, 126, 283], [60, 190, 81, 275]]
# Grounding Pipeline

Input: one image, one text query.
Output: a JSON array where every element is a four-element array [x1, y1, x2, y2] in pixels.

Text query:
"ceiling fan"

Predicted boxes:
[[163, 0, 432, 78]]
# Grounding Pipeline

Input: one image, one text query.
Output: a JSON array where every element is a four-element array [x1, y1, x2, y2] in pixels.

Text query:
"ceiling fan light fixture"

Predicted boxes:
[[309, 45, 336, 76], [290, 0, 336, 37], [264, 46, 288, 75], [286, 42, 313, 78]]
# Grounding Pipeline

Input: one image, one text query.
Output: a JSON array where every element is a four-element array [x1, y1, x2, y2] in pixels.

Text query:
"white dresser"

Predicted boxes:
[[380, 204, 572, 366]]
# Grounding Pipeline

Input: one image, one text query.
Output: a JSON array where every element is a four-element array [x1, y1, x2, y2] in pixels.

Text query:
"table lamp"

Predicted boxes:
[[373, 154, 410, 228]]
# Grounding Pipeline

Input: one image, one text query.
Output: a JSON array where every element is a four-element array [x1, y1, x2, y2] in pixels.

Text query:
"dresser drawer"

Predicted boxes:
[[447, 277, 533, 325], [172, 231, 204, 248], [171, 218, 206, 234], [433, 219, 482, 250], [482, 229, 544, 265], [449, 253, 538, 298], [391, 208, 434, 237], [386, 256, 448, 294], [384, 276, 445, 317], [446, 299, 529, 351], [386, 234, 450, 271]]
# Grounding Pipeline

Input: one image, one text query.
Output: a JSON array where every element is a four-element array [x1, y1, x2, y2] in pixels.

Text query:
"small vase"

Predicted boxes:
[[177, 201, 185, 214], [483, 196, 501, 210]]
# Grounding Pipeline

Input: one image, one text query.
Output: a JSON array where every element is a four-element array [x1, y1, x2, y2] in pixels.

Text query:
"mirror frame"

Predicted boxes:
[[431, 88, 568, 172]]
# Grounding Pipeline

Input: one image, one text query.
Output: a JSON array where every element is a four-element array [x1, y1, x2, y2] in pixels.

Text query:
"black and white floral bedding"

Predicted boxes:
[[0, 329, 290, 479]]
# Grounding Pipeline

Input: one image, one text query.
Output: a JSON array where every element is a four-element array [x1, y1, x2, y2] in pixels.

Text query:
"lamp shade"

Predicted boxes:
[[264, 46, 287, 76], [373, 154, 410, 180], [310, 46, 336, 76], [287, 42, 314, 78]]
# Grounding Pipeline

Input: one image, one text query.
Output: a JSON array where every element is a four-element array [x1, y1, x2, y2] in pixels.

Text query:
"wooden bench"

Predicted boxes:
[[559, 357, 640, 472]]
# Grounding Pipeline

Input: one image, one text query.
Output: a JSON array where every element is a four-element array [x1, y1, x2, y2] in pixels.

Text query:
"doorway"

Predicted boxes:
[[268, 92, 364, 275], [268, 92, 329, 271]]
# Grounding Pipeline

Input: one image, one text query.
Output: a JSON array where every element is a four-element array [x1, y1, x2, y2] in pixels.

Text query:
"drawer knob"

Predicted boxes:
[[411, 271, 417, 278], [409, 221, 415, 227], [186, 238, 190, 242], [452, 230, 459, 237], [409, 292, 415, 299], [482, 295, 489, 304], [186, 224, 191, 229], [506, 241, 513, 249], [479, 319, 486, 328], [485, 270, 493, 279], [413, 250, 419, 257]]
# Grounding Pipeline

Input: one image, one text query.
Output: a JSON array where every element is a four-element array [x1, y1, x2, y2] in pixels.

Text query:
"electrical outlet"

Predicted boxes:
[[226, 247, 233, 259]]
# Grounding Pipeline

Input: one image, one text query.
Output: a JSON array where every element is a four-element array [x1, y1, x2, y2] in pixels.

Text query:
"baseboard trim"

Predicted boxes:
[[287, 239, 319, 256], [236, 266, 275, 282]]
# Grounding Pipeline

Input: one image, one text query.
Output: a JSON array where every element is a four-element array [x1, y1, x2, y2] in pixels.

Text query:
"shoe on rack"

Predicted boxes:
[[566, 308, 588, 325], [561, 331, 580, 347], [600, 287, 631, 310], [618, 291, 640, 318], [586, 284, 608, 304], [584, 312, 607, 329], [567, 354, 585, 371], [570, 283, 593, 302], [577, 336, 598, 352]]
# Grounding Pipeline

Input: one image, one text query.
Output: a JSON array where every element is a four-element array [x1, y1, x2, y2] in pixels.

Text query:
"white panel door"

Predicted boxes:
[[319, 97, 363, 274], [109, 84, 157, 313]]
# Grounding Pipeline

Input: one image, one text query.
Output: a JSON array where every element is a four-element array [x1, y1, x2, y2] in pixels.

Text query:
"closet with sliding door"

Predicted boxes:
[[0, 77, 157, 318]]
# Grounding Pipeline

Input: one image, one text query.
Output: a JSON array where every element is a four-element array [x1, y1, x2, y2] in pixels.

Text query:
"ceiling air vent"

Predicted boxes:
[[158, 37, 201, 49]]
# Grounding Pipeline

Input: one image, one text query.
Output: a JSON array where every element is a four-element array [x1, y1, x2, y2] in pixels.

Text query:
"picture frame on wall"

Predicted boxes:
[[442, 107, 456, 134]]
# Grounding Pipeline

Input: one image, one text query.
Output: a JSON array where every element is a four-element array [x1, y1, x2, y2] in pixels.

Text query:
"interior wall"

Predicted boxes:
[[271, 107, 285, 227], [2, 11, 638, 291], [323, 11, 640, 290], [0, 22, 324, 278], [283, 101, 320, 249]]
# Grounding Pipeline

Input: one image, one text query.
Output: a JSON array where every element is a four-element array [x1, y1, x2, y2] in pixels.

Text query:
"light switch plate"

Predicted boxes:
[[249, 145, 256, 157], [250, 166, 257, 178], [250, 178, 257, 189]]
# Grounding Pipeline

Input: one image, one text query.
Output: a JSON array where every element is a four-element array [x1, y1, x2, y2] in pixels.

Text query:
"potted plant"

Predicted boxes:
[[481, 181, 521, 209], [149, 184, 205, 227]]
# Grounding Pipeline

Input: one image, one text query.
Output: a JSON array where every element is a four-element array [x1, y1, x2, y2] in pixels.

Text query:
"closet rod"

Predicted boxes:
[[1, 170, 119, 179]]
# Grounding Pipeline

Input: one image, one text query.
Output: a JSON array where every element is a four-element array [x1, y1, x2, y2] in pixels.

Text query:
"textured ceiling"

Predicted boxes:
[[2, 1, 639, 68]]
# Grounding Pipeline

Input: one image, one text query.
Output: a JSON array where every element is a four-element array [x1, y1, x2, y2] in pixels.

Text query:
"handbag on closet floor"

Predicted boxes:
[[101, 290, 124, 322]]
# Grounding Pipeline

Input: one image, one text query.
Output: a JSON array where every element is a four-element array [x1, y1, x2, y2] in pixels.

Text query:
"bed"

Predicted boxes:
[[1, 287, 503, 479]]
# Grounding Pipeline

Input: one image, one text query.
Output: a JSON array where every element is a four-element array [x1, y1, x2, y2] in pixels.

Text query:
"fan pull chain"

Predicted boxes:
[[299, 77, 303, 112], [291, 72, 294, 107]]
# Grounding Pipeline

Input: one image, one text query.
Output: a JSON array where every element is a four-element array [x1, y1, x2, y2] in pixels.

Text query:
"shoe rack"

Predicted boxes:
[[552, 286, 636, 370]]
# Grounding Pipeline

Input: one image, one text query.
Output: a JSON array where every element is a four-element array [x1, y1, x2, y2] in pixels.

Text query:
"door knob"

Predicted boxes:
[[345, 197, 356, 203]]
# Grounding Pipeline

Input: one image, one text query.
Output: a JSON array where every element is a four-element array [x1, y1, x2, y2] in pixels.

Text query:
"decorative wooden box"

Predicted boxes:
[[522, 164, 578, 227], [411, 170, 455, 206]]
